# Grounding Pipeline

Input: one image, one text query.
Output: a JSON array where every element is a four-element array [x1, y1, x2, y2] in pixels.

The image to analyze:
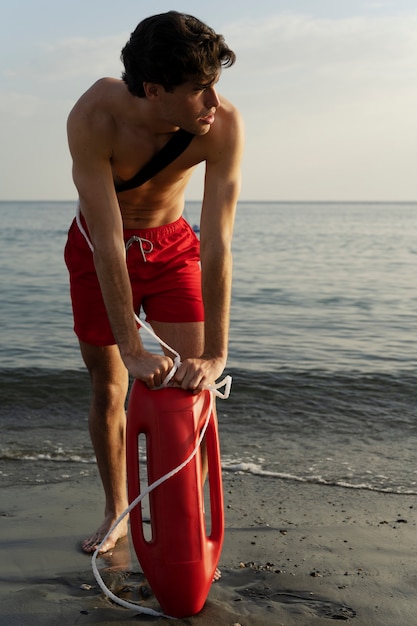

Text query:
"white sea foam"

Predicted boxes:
[[222, 459, 417, 495]]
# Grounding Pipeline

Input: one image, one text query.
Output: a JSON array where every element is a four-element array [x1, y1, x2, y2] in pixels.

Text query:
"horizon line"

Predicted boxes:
[[1, 199, 416, 204]]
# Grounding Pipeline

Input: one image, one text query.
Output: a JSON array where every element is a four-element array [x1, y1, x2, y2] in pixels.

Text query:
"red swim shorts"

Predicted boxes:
[[64, 215, 204, 346]]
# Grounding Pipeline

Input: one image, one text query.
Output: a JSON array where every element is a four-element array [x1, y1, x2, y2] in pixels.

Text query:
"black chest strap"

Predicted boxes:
[[115, 129, 194, 193]]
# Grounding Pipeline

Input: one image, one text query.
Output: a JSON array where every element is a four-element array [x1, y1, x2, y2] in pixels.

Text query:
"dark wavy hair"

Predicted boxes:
[[121, 11, 236, 97]]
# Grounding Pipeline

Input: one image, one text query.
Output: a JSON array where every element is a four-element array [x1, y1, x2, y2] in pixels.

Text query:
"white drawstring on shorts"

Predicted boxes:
[[125, 235, 153, 263], [75, 205, 94, 252]]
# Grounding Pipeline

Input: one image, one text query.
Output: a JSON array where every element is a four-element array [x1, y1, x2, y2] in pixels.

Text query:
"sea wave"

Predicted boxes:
[[0, 449, 95, 464], [222, 460, 417, 496], [2, 366, 417, 493]]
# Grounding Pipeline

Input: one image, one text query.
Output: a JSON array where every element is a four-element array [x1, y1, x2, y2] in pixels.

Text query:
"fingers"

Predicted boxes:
[[143, 370, 163, 389], [174, 361, 205, 392], [140, 355, 174, 389], [166, 358, 224, 392]]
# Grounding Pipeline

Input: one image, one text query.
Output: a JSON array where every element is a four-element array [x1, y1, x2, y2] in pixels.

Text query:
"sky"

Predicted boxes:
[[1, 0, 417, 202]]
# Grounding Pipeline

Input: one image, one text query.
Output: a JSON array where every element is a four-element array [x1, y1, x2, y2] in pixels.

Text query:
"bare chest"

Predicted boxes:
[[110, 127, 201, 189]]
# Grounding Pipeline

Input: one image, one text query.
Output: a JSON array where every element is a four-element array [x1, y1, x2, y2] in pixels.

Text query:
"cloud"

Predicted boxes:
[[2, 33, 128, 96], [39, 35, 127, 83], [226, 13, 417, 91], [223, 11, 417, 130], [222, 12, 417, 200]]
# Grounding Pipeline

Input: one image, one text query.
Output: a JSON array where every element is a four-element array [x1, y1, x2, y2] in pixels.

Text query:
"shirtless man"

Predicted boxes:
[[64, 11, 244, 555]]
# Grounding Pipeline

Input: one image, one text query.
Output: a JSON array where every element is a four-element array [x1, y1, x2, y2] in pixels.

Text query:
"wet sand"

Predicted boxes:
[[1, 472, 417, 625]]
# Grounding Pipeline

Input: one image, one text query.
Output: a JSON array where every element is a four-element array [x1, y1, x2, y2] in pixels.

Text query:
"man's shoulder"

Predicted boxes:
[[68, 78, 125, 135], [212, 96, 243, 140], [200, 96, 243, 158], [70, 78, 124, 117], [218, 95, 241, 124]]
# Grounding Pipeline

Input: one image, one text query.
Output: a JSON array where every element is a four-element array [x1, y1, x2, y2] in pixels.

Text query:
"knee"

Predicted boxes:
[[80, 343, 129, 416], [90, 378, 128, 416]]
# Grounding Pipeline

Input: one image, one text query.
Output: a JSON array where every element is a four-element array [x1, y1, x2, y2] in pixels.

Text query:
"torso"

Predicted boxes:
[[69, 78, 235, 229], [114, 139, 201, 228]]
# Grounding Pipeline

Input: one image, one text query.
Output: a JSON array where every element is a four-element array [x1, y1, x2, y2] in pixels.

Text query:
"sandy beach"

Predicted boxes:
[[2, 471, 417, 626]]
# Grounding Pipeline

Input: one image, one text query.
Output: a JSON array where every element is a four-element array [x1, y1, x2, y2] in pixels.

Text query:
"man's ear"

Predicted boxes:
[[143, 82, 161, 99]]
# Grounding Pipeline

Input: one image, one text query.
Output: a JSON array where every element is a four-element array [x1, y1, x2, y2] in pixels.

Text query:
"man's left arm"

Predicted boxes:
[[175, 100, 244, 390]]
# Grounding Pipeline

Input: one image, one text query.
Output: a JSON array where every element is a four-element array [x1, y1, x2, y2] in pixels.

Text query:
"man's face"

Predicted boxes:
[[156, 76, 221, 135]]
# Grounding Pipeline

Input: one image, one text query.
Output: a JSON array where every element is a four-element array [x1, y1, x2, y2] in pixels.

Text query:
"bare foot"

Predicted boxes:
[[81, 516, 128, 554], [213, 567, 221, 582]]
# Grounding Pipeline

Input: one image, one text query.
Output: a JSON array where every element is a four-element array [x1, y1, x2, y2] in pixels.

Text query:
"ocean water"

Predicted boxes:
[[1, 200, 417, 497]]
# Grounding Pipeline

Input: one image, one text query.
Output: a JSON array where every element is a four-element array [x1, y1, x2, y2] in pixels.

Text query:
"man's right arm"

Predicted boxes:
[[67, 97, 173, 386]]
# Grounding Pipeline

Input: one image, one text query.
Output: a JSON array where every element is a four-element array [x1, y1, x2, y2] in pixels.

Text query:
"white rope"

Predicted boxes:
[[92, 316, 231, 617], [91, 389, 215, 617], [133, 313, 232, 398]]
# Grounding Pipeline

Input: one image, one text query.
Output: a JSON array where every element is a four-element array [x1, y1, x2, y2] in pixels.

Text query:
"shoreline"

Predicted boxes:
[[2, 474, 417, 625]]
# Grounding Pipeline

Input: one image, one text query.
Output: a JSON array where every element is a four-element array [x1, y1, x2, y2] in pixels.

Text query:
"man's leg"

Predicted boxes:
[[149, 320, 204, 361], [80, 341, 130, 554], [79, 321, 202, 555]]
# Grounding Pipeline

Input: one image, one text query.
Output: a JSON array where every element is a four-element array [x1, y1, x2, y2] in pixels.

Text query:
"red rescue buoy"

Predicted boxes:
[[126, 380, 224, 618]]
